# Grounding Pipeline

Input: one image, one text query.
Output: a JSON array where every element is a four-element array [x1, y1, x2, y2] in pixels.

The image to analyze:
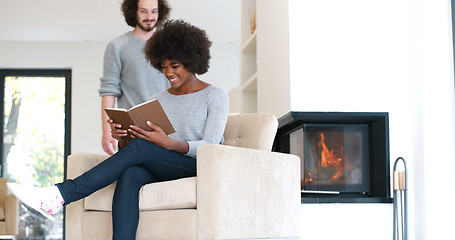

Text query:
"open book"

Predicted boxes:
[[104, 99, 175, 142]]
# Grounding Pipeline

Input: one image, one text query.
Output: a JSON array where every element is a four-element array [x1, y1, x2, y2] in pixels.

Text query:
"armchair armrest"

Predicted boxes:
[[196, 144, 301, 239], [4, 194, 19, 235], [65, 153, 109, 240], [67, 153, 109, 179]]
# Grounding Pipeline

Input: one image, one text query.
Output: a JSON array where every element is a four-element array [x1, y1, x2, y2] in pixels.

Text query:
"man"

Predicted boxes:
[[99, 0, 171, 155]]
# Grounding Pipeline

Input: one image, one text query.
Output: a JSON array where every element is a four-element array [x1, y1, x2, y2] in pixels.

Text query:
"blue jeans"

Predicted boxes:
[[56, 138, 197, 239]]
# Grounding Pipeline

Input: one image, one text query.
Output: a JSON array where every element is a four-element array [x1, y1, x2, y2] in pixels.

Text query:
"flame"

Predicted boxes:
[[318, 132, 343, 181]]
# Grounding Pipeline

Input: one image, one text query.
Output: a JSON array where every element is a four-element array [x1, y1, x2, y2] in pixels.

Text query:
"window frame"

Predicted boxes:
[[0, 68, 72, 179]]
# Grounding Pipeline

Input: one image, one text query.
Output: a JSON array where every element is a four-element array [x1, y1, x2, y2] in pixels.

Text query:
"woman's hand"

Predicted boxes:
[[108, 119, 128, 140], [129, 121, 169, 146], [108, 119, 128, 148], [129, 121, 189, 154]]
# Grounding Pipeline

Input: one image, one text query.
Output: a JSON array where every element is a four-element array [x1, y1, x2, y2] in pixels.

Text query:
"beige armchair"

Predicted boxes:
[[65, 113, 301, 240], [0, 178, 19, 236]]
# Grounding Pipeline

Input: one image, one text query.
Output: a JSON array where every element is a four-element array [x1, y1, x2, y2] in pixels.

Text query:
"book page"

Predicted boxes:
[[129, 98, 157, 110], [129, 99, 175, 135]]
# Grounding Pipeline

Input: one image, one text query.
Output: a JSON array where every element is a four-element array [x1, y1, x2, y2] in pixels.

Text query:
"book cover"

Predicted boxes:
[[104, 99, 175, 142]]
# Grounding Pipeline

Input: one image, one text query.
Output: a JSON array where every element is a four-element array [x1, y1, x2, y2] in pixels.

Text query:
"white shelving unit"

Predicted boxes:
[[238, 0, 257, 113], [230, 0, 291, 116], [240, 32, 257, 92]]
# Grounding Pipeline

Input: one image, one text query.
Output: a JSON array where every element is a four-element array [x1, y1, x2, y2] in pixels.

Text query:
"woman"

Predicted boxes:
[[8, 19, 229, 239]]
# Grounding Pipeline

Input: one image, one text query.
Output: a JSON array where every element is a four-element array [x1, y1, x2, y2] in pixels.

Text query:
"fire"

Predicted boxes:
[[318, 132, 343, 181]]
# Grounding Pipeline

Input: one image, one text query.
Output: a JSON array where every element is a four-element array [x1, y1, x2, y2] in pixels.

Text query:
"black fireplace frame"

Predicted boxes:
[[273, 112, 392, 204]]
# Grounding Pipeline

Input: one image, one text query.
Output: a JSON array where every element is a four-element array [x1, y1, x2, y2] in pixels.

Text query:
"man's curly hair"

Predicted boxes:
[[121, 0, 171, 28], [144, 20, 212, 75]]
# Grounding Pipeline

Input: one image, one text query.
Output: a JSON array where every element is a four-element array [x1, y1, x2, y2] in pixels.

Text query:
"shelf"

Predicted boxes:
[[241, 72, 257, 92], [241, 32, 257, 53]]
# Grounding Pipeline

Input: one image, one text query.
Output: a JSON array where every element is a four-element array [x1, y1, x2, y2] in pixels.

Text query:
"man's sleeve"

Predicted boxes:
[[99, 42, 122, 97]]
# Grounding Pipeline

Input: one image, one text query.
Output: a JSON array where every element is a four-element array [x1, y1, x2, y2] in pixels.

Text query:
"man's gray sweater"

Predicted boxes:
[[99, 32, 170, 109]]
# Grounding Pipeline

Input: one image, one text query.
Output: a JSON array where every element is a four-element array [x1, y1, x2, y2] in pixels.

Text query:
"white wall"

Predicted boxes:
[[256, 0, 291, 117], [288, 0, 455, 239], [168, 0, 240, 93], [0, 41, 107, 154]]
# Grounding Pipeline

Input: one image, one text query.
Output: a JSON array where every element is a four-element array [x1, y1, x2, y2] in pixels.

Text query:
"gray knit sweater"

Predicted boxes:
[[152, 85, 229, 158], [99, 32, 170, 109]]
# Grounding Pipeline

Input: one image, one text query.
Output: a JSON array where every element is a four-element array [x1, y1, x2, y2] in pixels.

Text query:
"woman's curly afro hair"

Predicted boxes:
[[144, 19, 212, 75], [121, 0, 171, 28]]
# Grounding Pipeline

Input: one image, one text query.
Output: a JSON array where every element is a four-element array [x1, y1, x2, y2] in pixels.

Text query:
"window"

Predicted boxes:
[[0, 69, 71, 240]]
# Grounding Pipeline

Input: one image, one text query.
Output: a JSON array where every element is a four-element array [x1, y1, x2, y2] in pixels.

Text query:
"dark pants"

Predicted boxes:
[[57, 138, 197, 239]]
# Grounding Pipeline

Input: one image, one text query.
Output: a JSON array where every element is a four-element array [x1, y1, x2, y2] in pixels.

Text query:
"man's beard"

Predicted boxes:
[[137, 20, 156, 32]]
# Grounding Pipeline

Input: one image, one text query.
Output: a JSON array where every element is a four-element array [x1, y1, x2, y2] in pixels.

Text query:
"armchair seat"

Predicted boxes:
[[66, 113, 301, 240]]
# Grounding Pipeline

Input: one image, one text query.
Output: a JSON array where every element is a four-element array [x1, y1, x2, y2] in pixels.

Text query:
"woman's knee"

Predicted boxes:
[[117, 166, 155, 190]]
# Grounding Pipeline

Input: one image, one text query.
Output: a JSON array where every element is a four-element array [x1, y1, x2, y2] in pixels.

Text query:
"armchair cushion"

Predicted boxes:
[[84, 176, 196, 211], [223, 113, 278, 151]]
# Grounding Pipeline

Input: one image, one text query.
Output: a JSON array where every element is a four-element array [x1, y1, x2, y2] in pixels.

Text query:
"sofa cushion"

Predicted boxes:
[[84, 177, 196, 211]]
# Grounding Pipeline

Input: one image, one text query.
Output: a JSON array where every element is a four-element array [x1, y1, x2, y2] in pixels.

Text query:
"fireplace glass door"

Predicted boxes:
[[290, 123, 370, 193]]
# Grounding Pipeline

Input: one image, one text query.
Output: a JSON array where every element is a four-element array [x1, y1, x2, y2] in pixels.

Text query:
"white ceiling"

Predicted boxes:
[[0, 0, 239, 44]]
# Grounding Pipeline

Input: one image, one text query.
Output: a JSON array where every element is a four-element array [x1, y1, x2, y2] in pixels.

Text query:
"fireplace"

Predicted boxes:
[[273, 112, 392, 203]]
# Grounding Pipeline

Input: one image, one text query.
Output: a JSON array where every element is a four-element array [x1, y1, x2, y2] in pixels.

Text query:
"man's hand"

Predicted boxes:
[[101, 95, 118, 155], [102, 132, 117, 155]]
